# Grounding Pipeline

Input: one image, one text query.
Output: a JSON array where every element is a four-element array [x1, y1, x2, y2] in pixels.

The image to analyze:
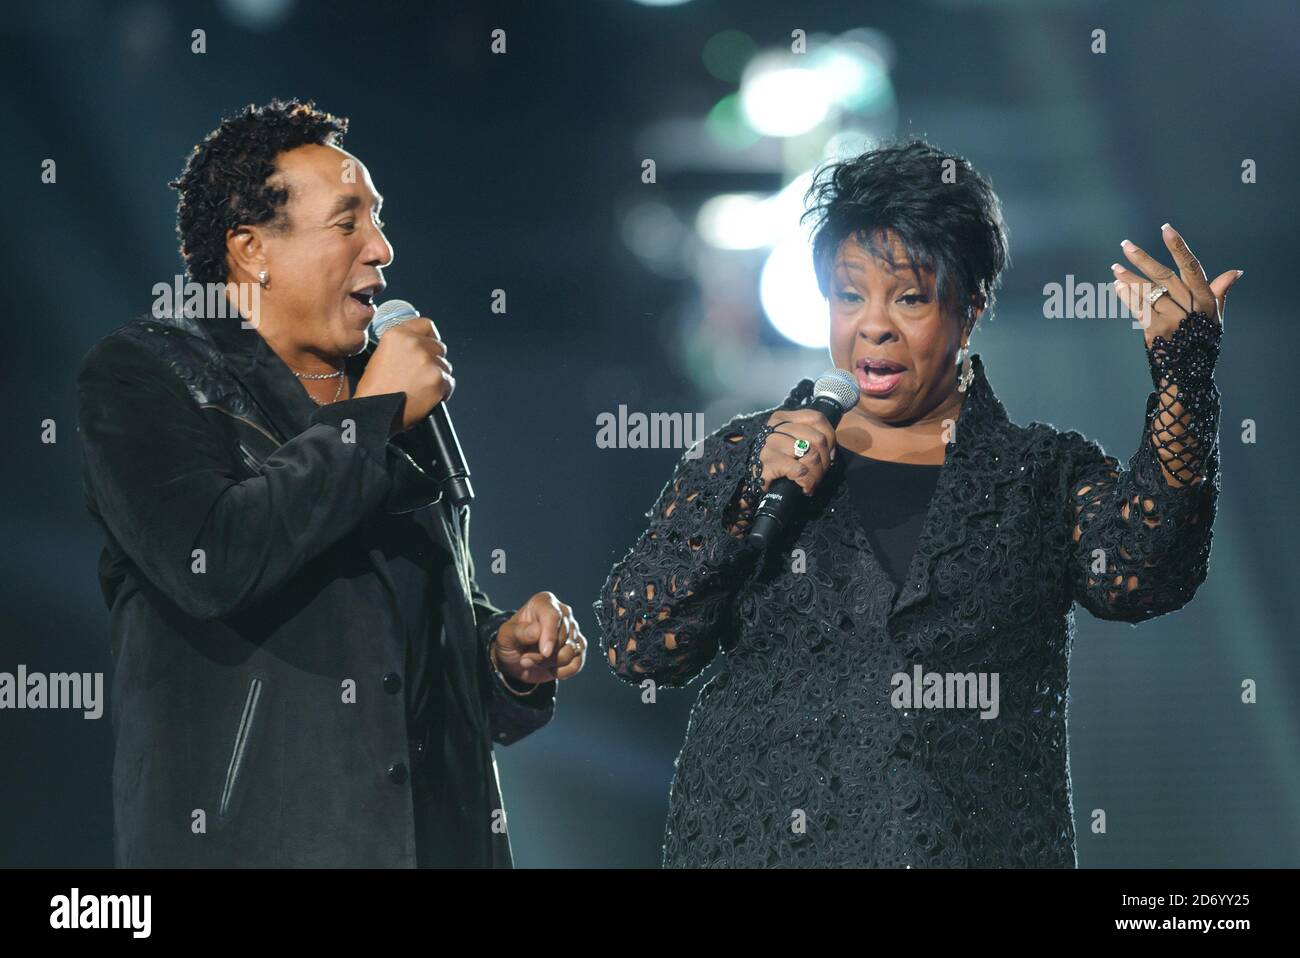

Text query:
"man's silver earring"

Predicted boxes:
[[258, 270, 269, 288], [957, 343, 973, 393]]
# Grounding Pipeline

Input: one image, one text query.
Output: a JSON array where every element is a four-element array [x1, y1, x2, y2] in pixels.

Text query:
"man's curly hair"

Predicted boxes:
[[169, 98, 349, 285]]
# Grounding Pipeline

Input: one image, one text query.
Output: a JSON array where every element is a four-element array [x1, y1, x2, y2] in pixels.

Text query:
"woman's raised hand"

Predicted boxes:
[[1110, 224, 1242, 344]]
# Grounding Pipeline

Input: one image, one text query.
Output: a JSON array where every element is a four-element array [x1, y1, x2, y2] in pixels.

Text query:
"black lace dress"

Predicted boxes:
[[595, 312, 1222, 868]]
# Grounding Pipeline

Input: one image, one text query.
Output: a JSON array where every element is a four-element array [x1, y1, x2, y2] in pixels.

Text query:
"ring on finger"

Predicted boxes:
[[791, 437, 811, 460]]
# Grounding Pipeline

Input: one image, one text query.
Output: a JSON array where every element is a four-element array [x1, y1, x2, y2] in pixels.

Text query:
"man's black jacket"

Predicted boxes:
[[75, 310, 555, 868]]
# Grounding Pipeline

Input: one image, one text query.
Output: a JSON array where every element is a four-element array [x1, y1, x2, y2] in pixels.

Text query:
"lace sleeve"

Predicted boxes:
[[1066, 310, 1223, 622], [594, 417, 770, 688]]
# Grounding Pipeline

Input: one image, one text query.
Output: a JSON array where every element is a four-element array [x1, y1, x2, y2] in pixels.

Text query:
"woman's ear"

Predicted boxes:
[[965, 293, 987, 339]]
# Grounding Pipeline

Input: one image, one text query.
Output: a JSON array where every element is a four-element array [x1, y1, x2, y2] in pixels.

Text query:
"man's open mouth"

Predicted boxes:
[[348, 281, 384, 310]]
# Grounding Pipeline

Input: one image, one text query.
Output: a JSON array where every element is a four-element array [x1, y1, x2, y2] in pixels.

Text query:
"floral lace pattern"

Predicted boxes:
[[595, 321, 1220, 868]]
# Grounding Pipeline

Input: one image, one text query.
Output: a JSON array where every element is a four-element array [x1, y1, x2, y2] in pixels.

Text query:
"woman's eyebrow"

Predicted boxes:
[[835, 259, 931, 281]]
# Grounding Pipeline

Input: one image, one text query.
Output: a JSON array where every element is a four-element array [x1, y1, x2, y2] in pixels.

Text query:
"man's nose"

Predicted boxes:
[[367, 229, 394, 269]]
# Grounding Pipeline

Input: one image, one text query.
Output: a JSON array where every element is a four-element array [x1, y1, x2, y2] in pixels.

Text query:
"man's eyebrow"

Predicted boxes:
[[324, 193, 383, 219], [325, 195, 361, 219]]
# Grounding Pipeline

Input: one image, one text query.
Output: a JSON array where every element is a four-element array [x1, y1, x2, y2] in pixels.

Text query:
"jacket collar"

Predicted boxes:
[[204, 315, 373, 444], [894, 351, 1015, 616], [821, 352, 1015, 619]]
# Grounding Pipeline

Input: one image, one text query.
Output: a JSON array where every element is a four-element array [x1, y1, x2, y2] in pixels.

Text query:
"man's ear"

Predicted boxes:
[[226, 225, 265, 284]]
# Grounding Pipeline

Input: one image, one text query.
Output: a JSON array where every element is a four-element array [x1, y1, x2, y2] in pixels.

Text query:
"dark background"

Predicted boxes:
[[2, 0, 1297, 867]]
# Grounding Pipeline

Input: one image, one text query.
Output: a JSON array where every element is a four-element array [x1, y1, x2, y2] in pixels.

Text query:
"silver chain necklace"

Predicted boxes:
[[290, 365, 346, 405]]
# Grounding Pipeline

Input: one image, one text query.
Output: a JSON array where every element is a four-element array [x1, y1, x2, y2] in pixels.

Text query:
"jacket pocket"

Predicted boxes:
[[217, 675, 267, 825]]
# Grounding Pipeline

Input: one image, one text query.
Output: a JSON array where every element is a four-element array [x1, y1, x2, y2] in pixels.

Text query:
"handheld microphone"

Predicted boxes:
[[367, 299, 474, 508], [746, 369, 860, 551]]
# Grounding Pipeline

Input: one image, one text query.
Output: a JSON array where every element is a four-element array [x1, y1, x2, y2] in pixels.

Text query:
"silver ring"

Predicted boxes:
[[564, 635, 582, 654], [1147, 285, 1170, 306], [792, 437, 811, 459]]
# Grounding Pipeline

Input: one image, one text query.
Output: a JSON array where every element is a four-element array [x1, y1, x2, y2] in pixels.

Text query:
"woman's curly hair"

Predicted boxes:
[[169, 98, 349, 285], [801, 138, 1009, 331]]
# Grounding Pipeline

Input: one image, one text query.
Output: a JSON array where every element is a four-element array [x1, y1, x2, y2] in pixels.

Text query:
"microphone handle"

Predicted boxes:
[[745, 478, 801, 551], [426, 403, 474, 507], [745, 393, 847, 550]]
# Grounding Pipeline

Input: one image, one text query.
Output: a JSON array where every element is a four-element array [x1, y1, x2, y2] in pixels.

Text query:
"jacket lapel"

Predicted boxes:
[[888, 352, 1012, 618], [205, 316, 485, 732], [193, 317, 435, 663], [202, 316, 372, 446]]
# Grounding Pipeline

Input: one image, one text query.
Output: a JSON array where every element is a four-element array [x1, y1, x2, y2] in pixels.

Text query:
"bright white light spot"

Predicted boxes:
[[695, 172, 814, 250], [740, 63, 830, 137], [760, 235, 828, 349], [695, 194, 768, 250], [812, 48, 870, 102]]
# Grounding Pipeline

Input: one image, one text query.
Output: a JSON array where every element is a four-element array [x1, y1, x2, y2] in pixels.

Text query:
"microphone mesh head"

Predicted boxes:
[[368, 299, 419, 344], [814, 368, 861, 413]]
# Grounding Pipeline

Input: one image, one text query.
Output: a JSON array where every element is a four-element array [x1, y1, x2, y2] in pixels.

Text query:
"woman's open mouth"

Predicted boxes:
[[855, 357, 906, 396]]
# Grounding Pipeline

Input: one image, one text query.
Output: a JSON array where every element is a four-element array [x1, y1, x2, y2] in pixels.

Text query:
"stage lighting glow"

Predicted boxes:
[[809, 43, 893, 113], [696, 172, 813, 251], [705, 94, 762, 150], [702, 29, 757, 83], [739, 57, 830, 138], [621, 201, 690, 277], [760, 234, 827, 349], [695, 194, 768, 250], [628, 0, 694, 6], [823, 129, 874, 162], [217, 0, 295, 31]]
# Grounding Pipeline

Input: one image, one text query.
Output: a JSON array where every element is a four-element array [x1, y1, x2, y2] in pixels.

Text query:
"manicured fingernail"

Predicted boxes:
[[1121, 239, 1134, 249], [1161, 223, 1172, 232], [1236, 269, 1245, 277], [1110, 263, 1122, 271]]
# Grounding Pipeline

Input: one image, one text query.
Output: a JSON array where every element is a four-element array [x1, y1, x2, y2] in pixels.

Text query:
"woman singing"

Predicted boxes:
[[594, 139, 1235, 868]]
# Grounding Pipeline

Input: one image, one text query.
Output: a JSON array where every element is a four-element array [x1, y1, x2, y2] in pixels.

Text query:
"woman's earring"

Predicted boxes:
[[257, 270, 269, 288], [957, 343, 973, 393]]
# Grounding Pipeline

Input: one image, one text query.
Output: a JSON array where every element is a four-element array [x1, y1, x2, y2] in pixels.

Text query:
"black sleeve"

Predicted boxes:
[[76, 334, 406, 620], [593, 414, 772, 689], [1064, 310, 1222, 623], [457, 506, 556, 746]]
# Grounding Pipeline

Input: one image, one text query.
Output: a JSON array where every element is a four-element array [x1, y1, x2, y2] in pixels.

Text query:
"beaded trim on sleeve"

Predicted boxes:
[[1143, 309, 1222, 485]]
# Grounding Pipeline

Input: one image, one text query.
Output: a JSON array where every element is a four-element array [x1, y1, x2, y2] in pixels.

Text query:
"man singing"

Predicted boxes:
[[75, 99, 585, 867]]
